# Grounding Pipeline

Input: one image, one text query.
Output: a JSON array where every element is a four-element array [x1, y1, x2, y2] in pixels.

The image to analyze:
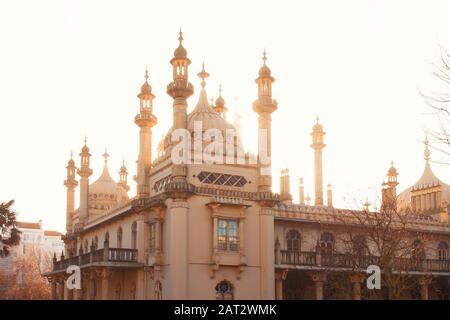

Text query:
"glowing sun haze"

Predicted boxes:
[[0, 0, 449, 232]]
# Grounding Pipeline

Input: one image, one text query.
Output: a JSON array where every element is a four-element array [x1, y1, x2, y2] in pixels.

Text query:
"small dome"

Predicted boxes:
[[215, 95, 225, 107], [68, 158, 75, 166], [259, 64, 271, 77], [388, 164, 397, 176], [174, 45, 187, 58], [141, 81, 152, 95], [81, 144, 89, 153]]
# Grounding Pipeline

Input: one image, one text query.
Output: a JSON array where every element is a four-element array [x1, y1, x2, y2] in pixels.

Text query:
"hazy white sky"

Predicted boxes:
[[1, 0, 449, 232]]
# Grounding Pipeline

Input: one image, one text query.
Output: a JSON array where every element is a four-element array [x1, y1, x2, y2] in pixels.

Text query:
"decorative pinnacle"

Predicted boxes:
[[262, 49, 267, 65], [316, 115, 320, 124], [84, 135, 87, 146], [178, 28, 183, 45], [390, 160, 394, 167], [210, 97, 214, 107], [102, 148, 110, 164], [70, 150, 73, 160], [218, 83, 223, 96], [144, 66, 149, 82], [424, 132, 431, 161], [197, 62, 209, 88]]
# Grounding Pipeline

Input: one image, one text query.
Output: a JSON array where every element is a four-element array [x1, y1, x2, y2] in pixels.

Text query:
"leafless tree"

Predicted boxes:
[[324, 195, 432, 299], [421, 44, 450, 164]]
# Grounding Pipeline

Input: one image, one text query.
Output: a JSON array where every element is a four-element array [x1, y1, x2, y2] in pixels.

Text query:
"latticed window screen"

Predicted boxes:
[[217, 219, 239, 252], [197, 171, 247, 187], [153, 175, 172, 192]]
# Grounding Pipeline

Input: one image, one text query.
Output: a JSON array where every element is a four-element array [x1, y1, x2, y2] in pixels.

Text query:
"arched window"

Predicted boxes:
[[320, 232, 334, 255], [104, 232, 110, 246], [438, 241, 449, 260], [84, 239, 89, 253], [352, 235, 367, 256], [94, 236, 98, 250], [117, 227, 123, 249], [286, 230, 301, 251], [131, 222, 137, 250], [215, 280, 233, 300]]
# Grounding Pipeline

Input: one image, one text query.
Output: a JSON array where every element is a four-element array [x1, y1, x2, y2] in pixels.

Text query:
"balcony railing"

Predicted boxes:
[[52, 247, 138, 272], [278, 250, 450, 273]]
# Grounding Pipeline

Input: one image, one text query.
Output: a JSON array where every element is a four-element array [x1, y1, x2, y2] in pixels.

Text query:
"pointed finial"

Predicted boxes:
[[210, 97, 214, 107], [122, 157, 125, 166], [144, 66, 149, 82], [424, 132, 431, 161], [218, 83, 223, 96], [84, 135, 87, 146], [102, 148, 110, 164], [390, 160, 394, 167], [197, 62, 209, 89], [316, 115, 320, 124], [178, 28, 183, 45], [70, 150, 73, 160], [262, 49, 267, 65]]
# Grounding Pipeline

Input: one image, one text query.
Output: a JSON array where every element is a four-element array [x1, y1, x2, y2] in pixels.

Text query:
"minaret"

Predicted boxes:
[[252, 50, 277, 192], [64, 151, 78, 233], [327, 183, 333, 207], [299, 177, 305, 205], [135, 68, 157, 197], [77, 138, 92, 225], [311, 117, 326, 205], [118, 159, 130, 192], [381, 161, 399, 211], [167, 30, 194, 183], [279, 169, 292, 204], [214, 84, 228, 119]]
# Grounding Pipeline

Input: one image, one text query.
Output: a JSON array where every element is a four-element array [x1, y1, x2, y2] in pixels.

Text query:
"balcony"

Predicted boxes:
[[51, 248, 140, 272], [277, 250, 450, 274]]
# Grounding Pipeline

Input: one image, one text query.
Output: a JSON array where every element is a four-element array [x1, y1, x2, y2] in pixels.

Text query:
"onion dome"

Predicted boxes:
[[258, 50, 272, 76], [174, 29, 187, 58]]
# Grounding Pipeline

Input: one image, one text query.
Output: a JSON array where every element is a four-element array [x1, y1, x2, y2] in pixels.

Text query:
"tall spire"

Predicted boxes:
[[253, 49, 277, 193], [135, 67, 157, 198], [311, 117, 326, 206]]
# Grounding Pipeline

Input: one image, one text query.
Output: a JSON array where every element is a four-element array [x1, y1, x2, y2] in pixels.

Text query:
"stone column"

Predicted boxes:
[[275, 269, 288, 300], [57, 279, 65, 300], [167, 199, 189, 299], [97, 268, 112, 300], [88, 271, 96, 300], [418, 276, 432, 300], [50, 279, 57, 300], [349, 274, 365, 300], [259, 208, 275, 299], [308, 272, 326, 300]]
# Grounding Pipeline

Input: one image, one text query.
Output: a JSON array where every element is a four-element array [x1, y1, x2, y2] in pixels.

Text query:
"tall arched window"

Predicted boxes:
[[131, 222, 137, 250], [438, 241, 449, 260], [286, 230, 301, 251], [104, 232, 110, 246], [94, 236, 98, 250], [215, 280, 233, 300], [320, 232, 334, 255], [84, 239, 89, 253], [117, 227, 123, 249]]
